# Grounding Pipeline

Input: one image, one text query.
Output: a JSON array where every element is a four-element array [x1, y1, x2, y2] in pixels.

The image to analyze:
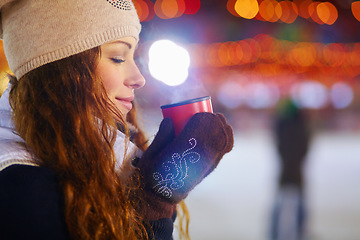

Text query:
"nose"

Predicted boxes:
[[126, 61, 146, 89]]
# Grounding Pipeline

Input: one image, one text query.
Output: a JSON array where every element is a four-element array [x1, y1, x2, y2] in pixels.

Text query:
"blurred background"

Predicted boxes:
[[1, 0, 360, 239]]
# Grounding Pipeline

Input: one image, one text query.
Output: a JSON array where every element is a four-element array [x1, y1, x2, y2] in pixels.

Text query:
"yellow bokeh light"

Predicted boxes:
[[234, 0, 259, 19]]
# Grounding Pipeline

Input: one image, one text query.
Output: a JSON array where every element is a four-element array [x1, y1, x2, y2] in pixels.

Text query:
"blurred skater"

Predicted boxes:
[[270, 99, 311, 240]]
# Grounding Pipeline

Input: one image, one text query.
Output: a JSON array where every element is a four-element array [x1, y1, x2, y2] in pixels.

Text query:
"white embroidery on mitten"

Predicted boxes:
[[152, 138, 200, 198]]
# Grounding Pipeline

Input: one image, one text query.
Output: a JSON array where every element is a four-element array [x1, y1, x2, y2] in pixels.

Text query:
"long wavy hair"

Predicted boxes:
[[9, 45, 191, 239], [9, 47, 148, 239]]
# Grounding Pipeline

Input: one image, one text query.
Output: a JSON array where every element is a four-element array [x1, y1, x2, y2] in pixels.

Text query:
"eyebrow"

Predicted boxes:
[[108, 40, 133, 49]]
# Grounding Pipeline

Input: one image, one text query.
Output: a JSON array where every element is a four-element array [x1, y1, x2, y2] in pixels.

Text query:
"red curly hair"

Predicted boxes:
[[9, 47, 149, 239], [9, 44, 191, 240]]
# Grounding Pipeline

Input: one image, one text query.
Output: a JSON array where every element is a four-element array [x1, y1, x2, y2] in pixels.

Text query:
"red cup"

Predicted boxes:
[[161, 96, 213, 136]]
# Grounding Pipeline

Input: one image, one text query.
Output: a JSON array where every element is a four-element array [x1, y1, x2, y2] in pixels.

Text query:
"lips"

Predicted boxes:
[[115, 96, 134, 111]]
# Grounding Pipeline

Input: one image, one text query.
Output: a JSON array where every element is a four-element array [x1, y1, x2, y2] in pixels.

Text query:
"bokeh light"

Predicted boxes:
[[154, 0, 184, 19], [290, 42, 317, 67], [227, 0, 241, 17], [226, 0, 340, 25], [316, 2, 338, 25], [217, 80, 244, 109], [234, 0, 259, 19], [259, 0, 280, 22], [290, 81, 328, 109], [148, 40, 190, 86], [277, 0, 298, 23], [323, 43, 347, 67], [185, 34, 360, 83], [244, 82, 280, 108], [330, 82, 354, 109], [296, 0, 312, 19], [134, 0, 155, 22], [183, 0, 201, 14], [351, 1, 360, 22]]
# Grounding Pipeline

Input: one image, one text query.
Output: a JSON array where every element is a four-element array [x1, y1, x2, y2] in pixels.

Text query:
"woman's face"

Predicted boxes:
[[96, 36, 145, 119]]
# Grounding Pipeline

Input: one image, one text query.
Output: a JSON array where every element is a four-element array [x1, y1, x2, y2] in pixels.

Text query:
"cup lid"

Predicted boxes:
[[160, 96, 211, 109]]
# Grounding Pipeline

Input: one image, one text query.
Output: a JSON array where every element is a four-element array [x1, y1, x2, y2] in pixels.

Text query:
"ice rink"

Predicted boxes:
[[180, 130, 360, 240]]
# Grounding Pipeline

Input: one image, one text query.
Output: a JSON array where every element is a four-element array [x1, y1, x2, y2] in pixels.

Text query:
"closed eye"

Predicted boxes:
[[111, 58, 125, 64]]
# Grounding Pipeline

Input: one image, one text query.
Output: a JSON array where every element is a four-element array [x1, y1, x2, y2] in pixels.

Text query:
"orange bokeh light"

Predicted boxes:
[[0, 41, 9, 73], [308, 2, 324, 24], [227, 0, 241, 17], [217, 42, 232, 66], [323, 43, 347, 67], [277, 0, 298, 23], [154, 0, 184, 19], [175, 0, 186, 18], [290, 42, 317, 67], [259, 0, 280, 22], [226, 0, 340, 25], [351, 1, 360, 22], [317, 2, 338, 25], [181, 34, 360, 86], [296, 0, 312, 19], [235, 42, 245, 63], [134, 0, 150, 22], [206, 43, 223, 67], [162, 0, 179, 18]]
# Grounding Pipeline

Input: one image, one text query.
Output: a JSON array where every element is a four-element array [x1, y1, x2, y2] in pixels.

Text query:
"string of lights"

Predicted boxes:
[[134, 0, 360, 25]]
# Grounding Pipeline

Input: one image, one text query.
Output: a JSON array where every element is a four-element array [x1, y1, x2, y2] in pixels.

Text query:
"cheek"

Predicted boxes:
[[96, 63, 118, 96]]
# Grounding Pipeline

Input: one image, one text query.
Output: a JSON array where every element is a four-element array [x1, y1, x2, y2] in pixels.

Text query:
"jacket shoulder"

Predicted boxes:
[[0, 164, 71, 239]]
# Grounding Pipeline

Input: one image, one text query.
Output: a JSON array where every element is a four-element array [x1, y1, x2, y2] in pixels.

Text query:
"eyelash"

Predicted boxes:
[[111, 58, 125, 64]]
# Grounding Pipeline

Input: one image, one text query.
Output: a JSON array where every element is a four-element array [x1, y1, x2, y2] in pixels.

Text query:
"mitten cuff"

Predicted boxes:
[[142, 190, 177, 220], [146, 218, 174, 240]]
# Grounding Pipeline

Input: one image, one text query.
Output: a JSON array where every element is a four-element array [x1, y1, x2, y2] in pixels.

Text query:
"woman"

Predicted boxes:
[[0, 0, 233, 239]]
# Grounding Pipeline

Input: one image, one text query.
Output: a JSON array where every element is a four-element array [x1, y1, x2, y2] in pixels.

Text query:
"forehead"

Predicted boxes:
[[102, 36, 138, 49]]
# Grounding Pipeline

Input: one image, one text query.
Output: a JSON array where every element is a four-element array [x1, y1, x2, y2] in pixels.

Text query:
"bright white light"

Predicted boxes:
[[148, 40, 190, 86], [217, 81, 244, 109], [290, 81, 328, 109], [330, 82, 354, 109], [244, 82, 280, 109]]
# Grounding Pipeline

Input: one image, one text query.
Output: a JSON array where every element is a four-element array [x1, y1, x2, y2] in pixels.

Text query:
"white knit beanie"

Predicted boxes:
[[0, 0, 141, 79]]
